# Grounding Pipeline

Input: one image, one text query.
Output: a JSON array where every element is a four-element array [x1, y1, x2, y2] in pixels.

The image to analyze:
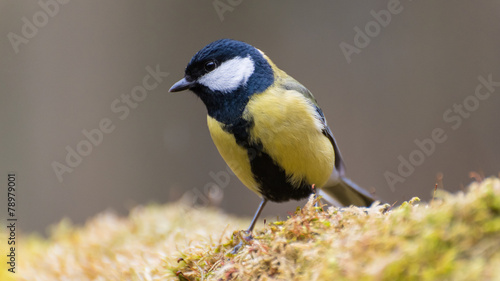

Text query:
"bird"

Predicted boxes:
[[169, 39, 376, 245]]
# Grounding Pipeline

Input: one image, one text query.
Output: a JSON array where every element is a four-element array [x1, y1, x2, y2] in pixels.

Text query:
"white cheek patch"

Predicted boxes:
[[198, 56, 255, 93]]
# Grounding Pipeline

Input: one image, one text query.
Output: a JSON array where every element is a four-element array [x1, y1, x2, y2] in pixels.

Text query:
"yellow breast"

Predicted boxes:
[[207, 89, 335, 198], [207, 116, 261, 195], [244, 88, 335, 188]]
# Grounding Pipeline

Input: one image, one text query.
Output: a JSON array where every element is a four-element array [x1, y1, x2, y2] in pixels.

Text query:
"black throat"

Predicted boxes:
[[192, 85, 251, 127]]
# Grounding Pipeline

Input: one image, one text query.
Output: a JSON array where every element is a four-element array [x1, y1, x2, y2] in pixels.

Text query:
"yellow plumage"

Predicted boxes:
[[207, 116, 260, 194], [244, 88, 334, 188], [207, 54, 335, 197]]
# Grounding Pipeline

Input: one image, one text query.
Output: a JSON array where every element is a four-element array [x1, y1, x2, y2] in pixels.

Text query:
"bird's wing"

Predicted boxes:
[[280, 76, 346, 175]]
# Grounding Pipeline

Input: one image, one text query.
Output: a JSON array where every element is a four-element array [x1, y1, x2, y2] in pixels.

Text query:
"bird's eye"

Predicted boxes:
[[204, 60, 217, 72]]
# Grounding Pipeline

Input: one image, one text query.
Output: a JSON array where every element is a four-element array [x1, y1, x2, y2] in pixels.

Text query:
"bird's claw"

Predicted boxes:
[[230, 231, 253, 254]]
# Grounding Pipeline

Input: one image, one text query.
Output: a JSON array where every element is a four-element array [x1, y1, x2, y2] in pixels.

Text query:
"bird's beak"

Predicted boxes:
[[169, 77, 194, 92]]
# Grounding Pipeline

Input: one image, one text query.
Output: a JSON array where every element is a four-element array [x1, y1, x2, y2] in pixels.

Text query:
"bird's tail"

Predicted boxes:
[[319, 177, 376, 207]]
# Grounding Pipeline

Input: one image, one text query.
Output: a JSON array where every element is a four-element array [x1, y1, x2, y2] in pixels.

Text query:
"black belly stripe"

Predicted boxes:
[[224, 117, 313, 203], [248, 144, 313, 202]]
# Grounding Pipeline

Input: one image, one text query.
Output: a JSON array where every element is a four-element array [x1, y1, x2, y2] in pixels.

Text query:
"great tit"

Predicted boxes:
[[169, 39, 376, 235]]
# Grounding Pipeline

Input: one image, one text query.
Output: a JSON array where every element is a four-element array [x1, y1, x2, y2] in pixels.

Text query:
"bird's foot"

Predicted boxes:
[[231, 241, 243, 254], [230, 231, 253, 254]]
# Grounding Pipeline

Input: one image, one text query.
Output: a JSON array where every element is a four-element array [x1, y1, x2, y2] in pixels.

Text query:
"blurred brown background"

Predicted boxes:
[[1, 1, 499, 235]]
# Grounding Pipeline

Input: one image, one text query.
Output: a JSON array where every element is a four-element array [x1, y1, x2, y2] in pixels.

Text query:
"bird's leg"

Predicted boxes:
[[231, 198, 268, 254], [313, 184, 320, 208], [247, 198, 268, 233]]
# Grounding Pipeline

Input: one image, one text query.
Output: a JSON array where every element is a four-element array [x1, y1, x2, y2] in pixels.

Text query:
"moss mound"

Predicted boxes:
[[8, 177, 500, 280]]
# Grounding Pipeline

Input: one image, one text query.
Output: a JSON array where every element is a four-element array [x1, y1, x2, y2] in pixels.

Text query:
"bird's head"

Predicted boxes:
[[169, 39, 275, 120]]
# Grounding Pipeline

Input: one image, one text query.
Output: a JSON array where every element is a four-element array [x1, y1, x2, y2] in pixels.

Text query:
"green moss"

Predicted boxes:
[[172, 178, 500, 281], [13, 177, 500, 281]]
